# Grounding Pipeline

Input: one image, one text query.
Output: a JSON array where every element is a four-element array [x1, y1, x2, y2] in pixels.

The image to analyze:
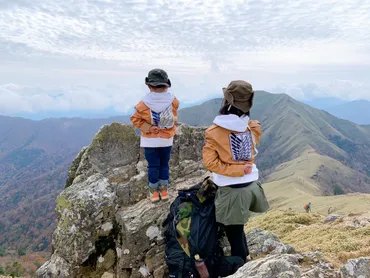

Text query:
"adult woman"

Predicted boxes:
[[202, 80, 269, 262]]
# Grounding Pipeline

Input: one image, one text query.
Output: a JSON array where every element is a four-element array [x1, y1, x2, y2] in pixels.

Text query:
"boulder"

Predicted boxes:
[[324, 214, 341, 223], [228, 254, 301, 278], [340, 257, 370, 278], [246, 228, 296, 256]]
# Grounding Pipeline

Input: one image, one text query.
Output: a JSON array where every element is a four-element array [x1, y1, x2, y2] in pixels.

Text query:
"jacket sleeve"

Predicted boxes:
[[249, 120, 262, 145], [202, 131, 245, 177], [130, 108, 151, 134], [173, 97, 180, 125]]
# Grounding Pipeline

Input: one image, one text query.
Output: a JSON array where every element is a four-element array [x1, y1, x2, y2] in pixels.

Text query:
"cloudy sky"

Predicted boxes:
[[1, 0, 370, 118]]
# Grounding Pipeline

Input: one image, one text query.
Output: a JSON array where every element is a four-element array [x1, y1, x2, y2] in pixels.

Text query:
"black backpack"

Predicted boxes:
[[163, 178, 244, 278]]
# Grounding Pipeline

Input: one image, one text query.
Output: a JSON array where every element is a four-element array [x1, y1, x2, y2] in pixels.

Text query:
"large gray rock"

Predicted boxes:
[[37, 172, 117, 277], [324, 214, 341, 223], [301, 266, 339, 278], [37, 123, 206, 278], [246, 228, 296, 257], [228, 254, 301, 278], [115, 197, 173, 275], [300, 251, 338, 278], [340, 257, 370, 278]]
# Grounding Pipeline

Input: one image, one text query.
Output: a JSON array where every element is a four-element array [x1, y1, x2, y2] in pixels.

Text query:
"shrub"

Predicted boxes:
[[334, 185, 345, 195]]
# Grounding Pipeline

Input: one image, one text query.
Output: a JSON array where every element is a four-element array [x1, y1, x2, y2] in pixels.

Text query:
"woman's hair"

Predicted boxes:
[[149, 84, 168, 89], [219, 104, 250, 117]]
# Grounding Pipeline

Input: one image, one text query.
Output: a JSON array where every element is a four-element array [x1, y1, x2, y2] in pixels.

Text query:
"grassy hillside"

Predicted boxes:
[[178, 98, 223, 126], [268, 150, 370, 194], [246, 210, 370, 267], [263, 150, 370, 213], [180, 92, 370, 270], [180, 92, 370, 188]]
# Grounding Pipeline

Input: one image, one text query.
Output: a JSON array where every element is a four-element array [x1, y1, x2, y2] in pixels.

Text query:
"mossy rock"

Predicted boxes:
[[91, 123, 137, 148], [65, 147, 88, 188]]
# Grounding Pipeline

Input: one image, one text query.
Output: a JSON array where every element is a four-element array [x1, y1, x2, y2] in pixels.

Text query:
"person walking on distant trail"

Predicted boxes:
[[304, 202, 312, 213], [202, 80, 269, 263], [131, 69, 179, 203]]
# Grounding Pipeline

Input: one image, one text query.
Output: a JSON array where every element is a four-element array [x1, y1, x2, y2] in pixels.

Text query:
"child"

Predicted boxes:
[[202, 80, 269, 262], [131, 69, 180, 203]]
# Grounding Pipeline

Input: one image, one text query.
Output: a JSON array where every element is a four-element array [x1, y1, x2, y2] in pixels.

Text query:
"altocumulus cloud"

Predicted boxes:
[[0, 0, 370, 116]]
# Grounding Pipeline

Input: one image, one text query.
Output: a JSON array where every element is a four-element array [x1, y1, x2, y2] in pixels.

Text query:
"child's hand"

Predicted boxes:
[[244, 164, 252, 174], [149, 126, 160, 134]]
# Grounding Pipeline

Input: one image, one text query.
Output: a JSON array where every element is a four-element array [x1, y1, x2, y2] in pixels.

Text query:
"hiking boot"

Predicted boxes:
[[149, 190, 160, 203], [160, 186, 169, 201]]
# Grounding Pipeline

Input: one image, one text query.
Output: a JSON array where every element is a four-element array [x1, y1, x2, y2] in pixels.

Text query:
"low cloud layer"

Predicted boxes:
[[0, 0, 370, 116]]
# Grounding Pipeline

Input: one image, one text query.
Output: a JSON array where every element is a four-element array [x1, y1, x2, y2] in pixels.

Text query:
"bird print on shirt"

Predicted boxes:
[[229, 132, 253, 162], [150, 105, 174, 129]]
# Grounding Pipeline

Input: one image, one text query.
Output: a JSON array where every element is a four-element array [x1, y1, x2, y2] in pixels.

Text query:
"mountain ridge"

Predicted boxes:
[[34, 122, 370, 278], [325, 99, 370, 125], [0, 91, 369, 255]]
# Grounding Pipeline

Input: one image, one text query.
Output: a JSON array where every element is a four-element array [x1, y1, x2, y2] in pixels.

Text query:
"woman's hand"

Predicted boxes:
[[149, 126, 160, 134], [244, 164, 252, 174]]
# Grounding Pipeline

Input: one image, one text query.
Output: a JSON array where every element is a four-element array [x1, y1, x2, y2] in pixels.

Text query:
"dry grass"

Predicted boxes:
[[262, 151, 370, 215], [246, 210, 370, 267], [249, 150, 370, 267]]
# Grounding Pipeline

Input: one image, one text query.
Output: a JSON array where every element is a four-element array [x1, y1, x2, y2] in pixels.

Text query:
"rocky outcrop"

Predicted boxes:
[[228, 254, 301, 278], [233, 230, 339, 278], [300, 251, 337, 278], [324, 214, 341, 223], [246, 228, 296, 256], [343, 214, 370, 228], [37, 122, 370, 278], [37, 123, 206, 278]]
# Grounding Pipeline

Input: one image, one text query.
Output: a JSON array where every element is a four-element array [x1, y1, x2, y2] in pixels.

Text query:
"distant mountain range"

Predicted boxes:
[[180, 92, 370, 217], [180, 91, 370, 180], [0, 91, 370, 255], [303, 97, 349, 110], [304, 98, 370, 125], [0, 115, 129, 252]]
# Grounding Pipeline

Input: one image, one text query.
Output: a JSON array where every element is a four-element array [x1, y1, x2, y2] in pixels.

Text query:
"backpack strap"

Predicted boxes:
[[247, 125, 259, 158], [178, 260, 184, 278]]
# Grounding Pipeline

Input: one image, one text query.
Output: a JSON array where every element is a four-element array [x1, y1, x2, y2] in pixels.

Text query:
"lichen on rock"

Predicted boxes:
[[340, 257, 370, 278]]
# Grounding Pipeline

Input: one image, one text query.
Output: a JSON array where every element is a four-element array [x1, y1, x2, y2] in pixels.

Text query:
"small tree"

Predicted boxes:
[[334, 185, 345, 195], [18, 247, 26, 256], [8, 261, 24, 277]]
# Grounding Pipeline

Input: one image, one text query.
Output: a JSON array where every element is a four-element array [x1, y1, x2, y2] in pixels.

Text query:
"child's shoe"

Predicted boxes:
[[160, 186, 169, 201], [149, 188, 160, 203]]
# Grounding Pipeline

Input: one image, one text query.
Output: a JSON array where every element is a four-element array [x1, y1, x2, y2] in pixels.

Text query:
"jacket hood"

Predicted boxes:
[[142, 92, 174, 113], [213, 114, 250, 132]]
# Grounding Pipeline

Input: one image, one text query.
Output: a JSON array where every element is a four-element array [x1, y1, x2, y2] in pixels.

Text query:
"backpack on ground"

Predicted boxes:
[[163, 177, 244, 278]]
